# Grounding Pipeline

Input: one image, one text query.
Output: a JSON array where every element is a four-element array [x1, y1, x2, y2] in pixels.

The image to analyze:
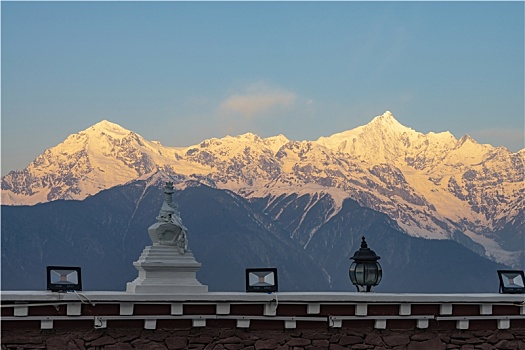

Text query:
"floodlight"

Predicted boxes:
[[497, 270, 525, 294], [246, 268, 278, 293], [47, 266, 82, 292]]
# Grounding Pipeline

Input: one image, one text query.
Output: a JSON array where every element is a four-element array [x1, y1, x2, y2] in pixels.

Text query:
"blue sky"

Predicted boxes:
[[2, 1, 524, 176]]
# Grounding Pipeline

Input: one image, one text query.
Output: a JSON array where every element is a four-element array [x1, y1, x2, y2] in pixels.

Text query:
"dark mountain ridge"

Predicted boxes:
[[1, 177, 510, 293]]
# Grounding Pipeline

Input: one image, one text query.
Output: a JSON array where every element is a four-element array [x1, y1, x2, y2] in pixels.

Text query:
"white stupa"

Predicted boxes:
[[126, 182, 208, 293]]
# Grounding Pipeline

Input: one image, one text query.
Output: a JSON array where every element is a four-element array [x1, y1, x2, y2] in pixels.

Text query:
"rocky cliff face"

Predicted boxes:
[[0, 176, 510, 292], [2, 112, 523, 267]]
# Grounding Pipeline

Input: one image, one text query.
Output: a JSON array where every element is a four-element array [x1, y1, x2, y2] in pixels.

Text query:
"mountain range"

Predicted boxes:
[[2, 111, 523, 270], [0, 173, 511, 293]]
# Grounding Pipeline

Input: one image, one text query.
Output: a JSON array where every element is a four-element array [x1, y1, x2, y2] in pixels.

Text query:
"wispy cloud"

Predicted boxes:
[[219, 83, 296, 119]]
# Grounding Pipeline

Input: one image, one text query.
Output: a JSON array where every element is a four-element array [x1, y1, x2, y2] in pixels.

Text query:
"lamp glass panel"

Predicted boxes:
[[50, 269, 79, 284], [364, 262, 381, 285], [364, 263, 374, 285], [350, 263, 364, 285], [248, 271, 275, 287], [47, 266, 82, 292], [350, 261, 382, 290], [501, 273, 524, 288], [376, 264, 382, 285], [349, 262, 358, 284]]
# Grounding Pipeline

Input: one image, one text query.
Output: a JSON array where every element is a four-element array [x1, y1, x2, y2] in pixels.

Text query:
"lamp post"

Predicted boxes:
[[349, 237, 382, 292]]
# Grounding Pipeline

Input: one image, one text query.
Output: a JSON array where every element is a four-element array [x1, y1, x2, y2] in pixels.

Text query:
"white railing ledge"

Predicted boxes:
[[1, 291, 524, 304]]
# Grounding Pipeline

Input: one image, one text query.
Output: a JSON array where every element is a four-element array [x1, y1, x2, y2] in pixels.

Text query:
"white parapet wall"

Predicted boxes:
[[2, 291, 524, 331], [2, 290, 524, 303]]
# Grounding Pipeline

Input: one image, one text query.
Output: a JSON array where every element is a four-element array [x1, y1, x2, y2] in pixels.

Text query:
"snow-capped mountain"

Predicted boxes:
[[2, 112, 523, 267], [2, 176, 509, 293]]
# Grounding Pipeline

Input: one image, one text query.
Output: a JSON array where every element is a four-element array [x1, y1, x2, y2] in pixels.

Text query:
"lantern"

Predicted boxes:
[[349, 237, 382, 292]]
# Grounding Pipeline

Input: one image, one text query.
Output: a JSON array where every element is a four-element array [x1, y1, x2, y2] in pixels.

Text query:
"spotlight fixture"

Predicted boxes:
[[245, 268, 278, 293], [497, 270, 525, 294], [47, 266, 82, 292]]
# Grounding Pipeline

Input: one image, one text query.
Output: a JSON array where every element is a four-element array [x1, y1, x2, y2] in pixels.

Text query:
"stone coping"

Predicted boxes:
[[1, 291, 524, 304]]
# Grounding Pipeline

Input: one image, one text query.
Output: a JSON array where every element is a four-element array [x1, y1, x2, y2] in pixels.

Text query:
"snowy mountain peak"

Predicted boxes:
[[366, 111, 415, 135], [458, 134, 477, 145], [86, 120, 132, 138], [315, 111, 420, 163], [374, 110, 395, 122], [263, 134, 290, 154], [236, 132, 261, 142]]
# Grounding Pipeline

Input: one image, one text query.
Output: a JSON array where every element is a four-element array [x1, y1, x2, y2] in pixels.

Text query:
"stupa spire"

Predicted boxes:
[[126, 182, 207, 293], [150, 182, 188, 253]]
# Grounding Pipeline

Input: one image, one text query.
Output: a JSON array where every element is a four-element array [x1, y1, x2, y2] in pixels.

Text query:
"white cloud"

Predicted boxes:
[[219, 83, 296, 119]]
